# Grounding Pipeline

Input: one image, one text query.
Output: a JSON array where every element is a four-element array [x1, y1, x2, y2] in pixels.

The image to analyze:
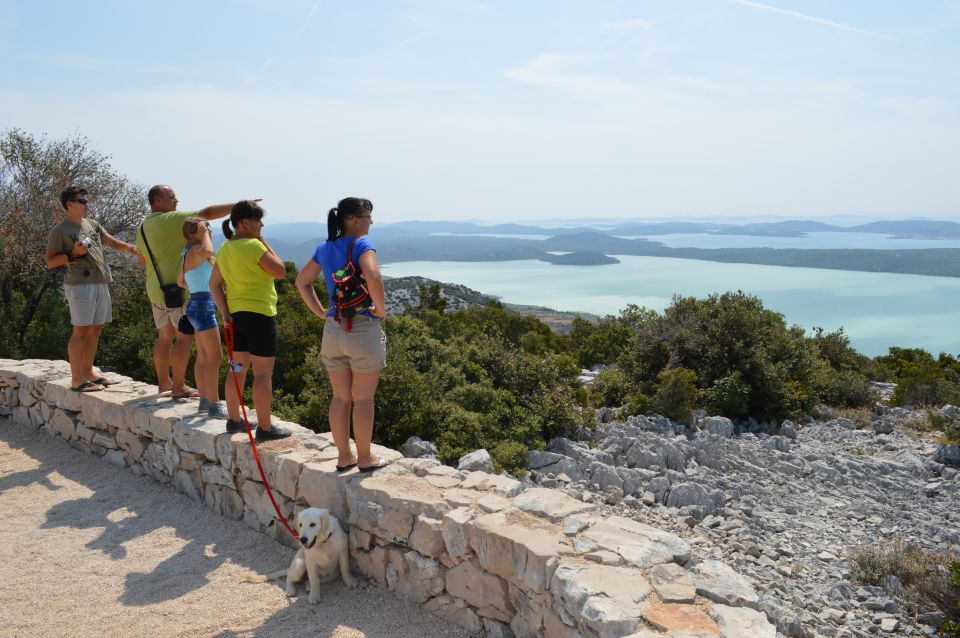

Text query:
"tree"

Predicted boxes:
[[0, 129, 146, 355]]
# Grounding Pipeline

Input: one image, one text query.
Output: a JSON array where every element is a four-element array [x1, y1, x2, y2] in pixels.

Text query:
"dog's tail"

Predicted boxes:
[[240, 569, 287, 583]]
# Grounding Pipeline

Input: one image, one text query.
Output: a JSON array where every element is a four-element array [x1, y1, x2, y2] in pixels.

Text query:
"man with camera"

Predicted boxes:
[[45, 185, 138, 392], [135, 185, 237, 398]]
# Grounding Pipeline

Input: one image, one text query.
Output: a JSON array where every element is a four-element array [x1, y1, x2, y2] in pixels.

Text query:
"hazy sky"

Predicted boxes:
[[2, 1, 958, 223]]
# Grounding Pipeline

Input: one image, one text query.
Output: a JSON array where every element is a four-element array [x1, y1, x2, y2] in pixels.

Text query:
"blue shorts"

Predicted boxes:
[[186, 292, 218, 332]]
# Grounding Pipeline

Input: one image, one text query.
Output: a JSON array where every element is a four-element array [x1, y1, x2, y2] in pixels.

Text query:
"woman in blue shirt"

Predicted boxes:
[[295, 197, 388, 473], [178, 217, 226, 418]]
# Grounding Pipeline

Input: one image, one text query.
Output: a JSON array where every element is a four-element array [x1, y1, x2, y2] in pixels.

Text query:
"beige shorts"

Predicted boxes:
[[321, 316, 387, 373], [151, 302, 187, 331]]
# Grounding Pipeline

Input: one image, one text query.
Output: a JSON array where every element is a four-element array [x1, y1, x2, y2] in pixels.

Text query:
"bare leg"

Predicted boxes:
[[79, 324, 103, 382], [68, 325, 96, 387], [351, 371, 381, 467], [327, 369, 355, 467], [194, 328, 223, 401], [153, 322, 176, 391], [224, 351, 251, 421], [171, 329, 195, 394], [249, 354, 275, 430]]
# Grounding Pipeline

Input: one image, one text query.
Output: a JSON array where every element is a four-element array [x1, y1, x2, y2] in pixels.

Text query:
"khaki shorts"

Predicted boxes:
[[321, 316, 387, 373], [64, 283, 112, 326], [151, 302, 187, 331]]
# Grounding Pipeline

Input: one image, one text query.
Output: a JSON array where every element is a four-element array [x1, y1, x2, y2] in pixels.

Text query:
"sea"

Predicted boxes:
[[381, 252, 960, 357]]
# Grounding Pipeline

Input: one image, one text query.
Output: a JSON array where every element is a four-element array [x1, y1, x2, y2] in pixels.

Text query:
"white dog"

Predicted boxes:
[[242, 507, 356, 603]]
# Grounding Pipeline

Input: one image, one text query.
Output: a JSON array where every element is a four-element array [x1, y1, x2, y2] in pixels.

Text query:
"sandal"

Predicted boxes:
[[91, 376, 113, 387], [71, 381, 103, 393], [358, 458, 390, 473], [335, 461, 357, 472], [171, 388, 199, 400]]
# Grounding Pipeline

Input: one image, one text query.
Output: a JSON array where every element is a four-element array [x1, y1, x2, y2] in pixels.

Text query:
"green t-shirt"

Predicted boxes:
[[216, 238, 278, 317], [136, 210, 197, 306], [47, 218, 112, 285]]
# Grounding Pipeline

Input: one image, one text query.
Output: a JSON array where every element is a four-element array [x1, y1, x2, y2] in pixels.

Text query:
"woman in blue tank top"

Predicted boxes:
[[178, 217, 226, 418]]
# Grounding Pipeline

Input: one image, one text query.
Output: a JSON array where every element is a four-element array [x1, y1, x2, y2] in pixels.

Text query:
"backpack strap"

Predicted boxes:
[[336, 237, 360, 331]]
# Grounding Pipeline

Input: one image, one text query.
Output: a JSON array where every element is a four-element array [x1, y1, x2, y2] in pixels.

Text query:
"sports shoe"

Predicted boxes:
[[208, 401, 228, 418], [226, 419, 248, 434], [198, 397, 210, 412], [255, 425, 292, 442]]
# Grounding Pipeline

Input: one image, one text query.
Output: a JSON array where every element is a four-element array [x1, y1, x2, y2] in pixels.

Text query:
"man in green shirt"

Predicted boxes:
[[136, 185, 237, 397], [45, 186, 138, 392]]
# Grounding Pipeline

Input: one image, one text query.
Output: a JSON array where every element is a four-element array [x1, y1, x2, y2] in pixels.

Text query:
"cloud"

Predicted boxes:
[[726, 0, 894, 39], [504, 53, 632, 98]]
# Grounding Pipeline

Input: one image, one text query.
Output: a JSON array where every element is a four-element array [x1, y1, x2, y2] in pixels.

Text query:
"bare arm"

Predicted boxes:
[[256, 237, 286, 279], [198, 198, 261, 221], [99, 229, 138, 255], [358, 250, 386, 318], [295, 259, 327, 319], [45, 242, 87, 269], [209, 262, 230, 324]]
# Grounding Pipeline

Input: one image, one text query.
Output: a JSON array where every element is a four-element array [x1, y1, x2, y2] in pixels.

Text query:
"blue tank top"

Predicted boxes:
[[182, 247, 213, 294]]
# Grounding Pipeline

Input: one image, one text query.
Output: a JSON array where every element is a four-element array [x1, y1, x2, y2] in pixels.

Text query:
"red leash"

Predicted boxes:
[[223, 320, 299, 540]]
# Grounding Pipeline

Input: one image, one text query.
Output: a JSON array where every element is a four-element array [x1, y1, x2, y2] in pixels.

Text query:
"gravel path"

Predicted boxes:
[[0, 420, 476, 638]]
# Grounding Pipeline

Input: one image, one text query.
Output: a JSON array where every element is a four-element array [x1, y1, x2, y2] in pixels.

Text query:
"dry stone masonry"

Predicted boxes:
[[0, 358, 775, 638]]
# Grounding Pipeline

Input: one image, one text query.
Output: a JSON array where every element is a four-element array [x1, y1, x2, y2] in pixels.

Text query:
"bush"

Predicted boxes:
[[651, 366, 698, 422], [620, 291, 823, 421], [701, 372, 750, 419], [625, 391, 652, 417], [941, 562, 960, 636], [849, 540, 960, 627], [588, 367, 631, 409], [491, 440, 529, 476]]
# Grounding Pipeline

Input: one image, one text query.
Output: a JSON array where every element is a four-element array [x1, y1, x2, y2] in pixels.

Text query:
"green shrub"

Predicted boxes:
[[625, 391, 652, 417], [701, 372, 750, 419], [619, 291, 824, 421], [651, 366, 698, 422], [491, 440, 529, 476], [588, 367, 631, 408]]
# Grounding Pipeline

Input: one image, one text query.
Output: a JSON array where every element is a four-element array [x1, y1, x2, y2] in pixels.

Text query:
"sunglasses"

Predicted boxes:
[[74, 198, 89, 205]]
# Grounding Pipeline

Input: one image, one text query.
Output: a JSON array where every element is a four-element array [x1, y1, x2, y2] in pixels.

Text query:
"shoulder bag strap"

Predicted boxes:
[[139, 224, 167, 287]]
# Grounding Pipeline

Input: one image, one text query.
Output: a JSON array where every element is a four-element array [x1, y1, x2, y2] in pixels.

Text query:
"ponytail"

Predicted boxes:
[[326, 197, 373, 242], [222, 219, 234, 239], [327, 207, 342, 241]]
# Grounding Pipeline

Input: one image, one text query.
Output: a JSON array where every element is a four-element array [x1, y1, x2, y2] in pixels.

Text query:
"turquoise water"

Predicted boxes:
[[381, 256, 960, 357]]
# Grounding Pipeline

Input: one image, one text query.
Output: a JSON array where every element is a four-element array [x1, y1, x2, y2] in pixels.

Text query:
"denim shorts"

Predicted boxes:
[[186, 292, 218, 332]]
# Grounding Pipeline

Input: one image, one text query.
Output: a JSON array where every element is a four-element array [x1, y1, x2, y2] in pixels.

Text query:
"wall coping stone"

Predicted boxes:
[[0, 358, 776, 638]]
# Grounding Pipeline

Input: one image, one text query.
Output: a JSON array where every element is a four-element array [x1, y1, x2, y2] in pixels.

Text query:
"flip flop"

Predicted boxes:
[[358, 458, 390, 473], [171, 388, 200, 399], [71, 381, 103, 393], [91, 376, 113, 387], [335, 462, 357, 472]]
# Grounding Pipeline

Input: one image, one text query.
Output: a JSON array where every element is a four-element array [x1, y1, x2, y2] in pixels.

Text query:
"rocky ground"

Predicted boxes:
[[523, 406, 960, 637]]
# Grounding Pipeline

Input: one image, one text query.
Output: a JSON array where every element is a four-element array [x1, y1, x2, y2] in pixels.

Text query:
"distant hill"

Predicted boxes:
[[382, 275, 596, 332], [849, 220, 960, 238]]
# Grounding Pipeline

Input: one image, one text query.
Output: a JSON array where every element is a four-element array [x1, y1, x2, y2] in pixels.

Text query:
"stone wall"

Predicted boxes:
[[0, 359, 776, 638]]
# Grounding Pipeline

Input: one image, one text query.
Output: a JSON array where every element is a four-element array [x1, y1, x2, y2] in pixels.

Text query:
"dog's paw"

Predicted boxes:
[[285, 584, 296, 597], [343, 577, 358, 590], [308, 591, 321, 605]]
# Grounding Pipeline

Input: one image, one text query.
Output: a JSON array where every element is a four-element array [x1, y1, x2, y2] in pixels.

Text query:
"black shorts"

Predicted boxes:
[[231, 311, 277, 358]]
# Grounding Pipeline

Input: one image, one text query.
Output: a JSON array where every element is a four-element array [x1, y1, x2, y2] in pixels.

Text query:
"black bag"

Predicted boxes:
[[161, 282, 185, 308], [140, 225, 185, 309]]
